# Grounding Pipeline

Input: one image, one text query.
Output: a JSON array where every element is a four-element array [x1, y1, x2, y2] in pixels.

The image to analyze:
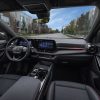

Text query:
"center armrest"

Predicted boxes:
[[1, 76, 41, 100]]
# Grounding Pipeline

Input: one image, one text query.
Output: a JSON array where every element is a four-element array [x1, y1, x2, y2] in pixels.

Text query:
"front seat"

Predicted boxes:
[[0, 74, 20, 96], [47, 81, 100, 100]]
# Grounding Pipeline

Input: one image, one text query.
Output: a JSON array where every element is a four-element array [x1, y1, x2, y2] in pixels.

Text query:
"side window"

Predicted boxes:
[[91, 7, 99, 43], [93, 30, 100, 43]]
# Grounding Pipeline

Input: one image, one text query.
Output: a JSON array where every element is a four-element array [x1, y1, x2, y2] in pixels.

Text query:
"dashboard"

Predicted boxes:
[[17, 38, 92, 63]]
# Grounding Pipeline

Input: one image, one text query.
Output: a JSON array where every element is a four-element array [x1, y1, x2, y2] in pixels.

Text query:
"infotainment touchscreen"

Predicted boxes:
[[36, 39, 56, 52]]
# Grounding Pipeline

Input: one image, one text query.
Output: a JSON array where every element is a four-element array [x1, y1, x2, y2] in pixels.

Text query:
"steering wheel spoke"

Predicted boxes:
[[12, 55, 17, 61], [22, 47, 28, 52], [12, 54, 21, 60], [7, 46, 13, 52]]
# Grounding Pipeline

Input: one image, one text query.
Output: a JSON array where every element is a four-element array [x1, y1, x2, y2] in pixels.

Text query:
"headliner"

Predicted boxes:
[[0, 0, 98, 18]]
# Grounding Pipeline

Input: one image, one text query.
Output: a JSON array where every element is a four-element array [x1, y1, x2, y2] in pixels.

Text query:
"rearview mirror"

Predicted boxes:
[[33, 18, 49, 24]]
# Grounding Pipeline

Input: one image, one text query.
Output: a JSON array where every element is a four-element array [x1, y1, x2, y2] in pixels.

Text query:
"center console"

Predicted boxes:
[[1, 61, 53, 100], [29, 61, 53, 92]]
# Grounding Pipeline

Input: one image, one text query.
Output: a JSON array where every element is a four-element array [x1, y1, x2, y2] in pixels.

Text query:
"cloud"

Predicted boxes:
[[47, 18, 63, 25]]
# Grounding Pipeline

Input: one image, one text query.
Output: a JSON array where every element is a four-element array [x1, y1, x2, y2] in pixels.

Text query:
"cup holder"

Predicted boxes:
[[30, 68, 48, 81]]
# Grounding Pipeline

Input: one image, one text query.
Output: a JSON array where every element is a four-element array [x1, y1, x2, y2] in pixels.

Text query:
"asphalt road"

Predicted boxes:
[[26, 33, 86, 45], [30, 33, 69, 38]]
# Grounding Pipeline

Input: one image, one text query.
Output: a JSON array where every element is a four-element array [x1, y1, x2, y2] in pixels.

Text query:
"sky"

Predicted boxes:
[[25, 6, 95, 31]]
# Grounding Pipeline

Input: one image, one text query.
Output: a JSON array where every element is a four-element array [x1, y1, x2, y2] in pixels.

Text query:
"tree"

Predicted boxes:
[[55, 29, 60, 33], [64, 11, 90, 36], [64, 20, 77, 35]]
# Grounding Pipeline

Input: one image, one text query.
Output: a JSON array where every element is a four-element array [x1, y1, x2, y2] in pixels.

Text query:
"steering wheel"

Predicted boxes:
[[6, 37, 30, 62]]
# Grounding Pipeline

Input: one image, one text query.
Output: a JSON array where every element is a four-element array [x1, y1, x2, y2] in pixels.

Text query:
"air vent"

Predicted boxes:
[[87, 44, 98, 54]]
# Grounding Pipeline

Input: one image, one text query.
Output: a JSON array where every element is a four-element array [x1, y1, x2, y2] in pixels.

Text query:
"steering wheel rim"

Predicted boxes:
[[6, 37, 30, 62]]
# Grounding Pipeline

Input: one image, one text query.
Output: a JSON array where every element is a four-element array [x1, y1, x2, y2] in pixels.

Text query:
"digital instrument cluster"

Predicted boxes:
[[19, 40, 32, 46]]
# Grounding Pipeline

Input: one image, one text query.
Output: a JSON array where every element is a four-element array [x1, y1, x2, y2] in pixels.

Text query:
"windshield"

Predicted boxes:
[[0, 6, 98, 38]]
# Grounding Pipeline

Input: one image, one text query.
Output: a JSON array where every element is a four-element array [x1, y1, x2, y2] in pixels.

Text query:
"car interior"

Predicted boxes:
[[0, 0, 100, 100]]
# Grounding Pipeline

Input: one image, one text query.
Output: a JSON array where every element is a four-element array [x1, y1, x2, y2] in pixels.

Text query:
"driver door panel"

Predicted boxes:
[[0, 40, 6, 60]]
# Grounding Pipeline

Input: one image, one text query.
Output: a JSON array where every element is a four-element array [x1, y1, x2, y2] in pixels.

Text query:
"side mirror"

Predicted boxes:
[[0, 32, 7, 40]]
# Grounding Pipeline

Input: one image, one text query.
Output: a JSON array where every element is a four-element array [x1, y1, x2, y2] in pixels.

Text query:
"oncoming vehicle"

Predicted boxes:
[[0, 0, 100, 100]]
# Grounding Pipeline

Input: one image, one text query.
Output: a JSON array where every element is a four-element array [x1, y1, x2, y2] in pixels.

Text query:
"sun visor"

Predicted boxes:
[[16, 0, 50, 19]]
